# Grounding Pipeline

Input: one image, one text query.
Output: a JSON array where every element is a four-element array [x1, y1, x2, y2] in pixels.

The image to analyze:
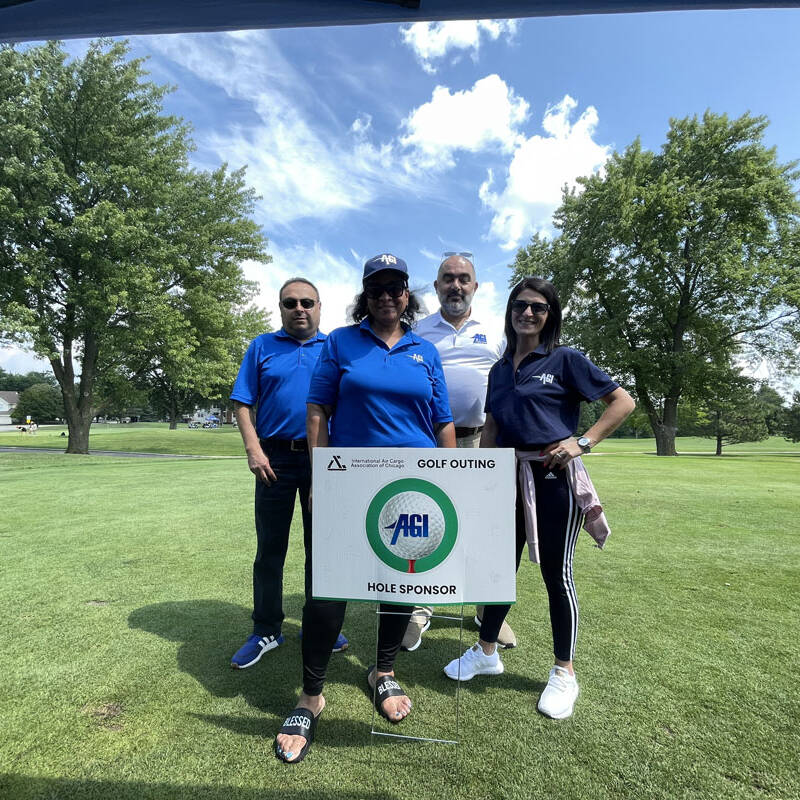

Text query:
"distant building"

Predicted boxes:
[[0, 391, 20, 425]]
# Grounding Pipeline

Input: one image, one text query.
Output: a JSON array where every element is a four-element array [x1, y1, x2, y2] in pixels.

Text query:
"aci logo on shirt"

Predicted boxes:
[[366, 478, 458, 573]]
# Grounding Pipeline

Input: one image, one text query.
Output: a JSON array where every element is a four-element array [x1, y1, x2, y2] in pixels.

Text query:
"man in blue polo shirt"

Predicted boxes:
[[229, 277, 347, 668]]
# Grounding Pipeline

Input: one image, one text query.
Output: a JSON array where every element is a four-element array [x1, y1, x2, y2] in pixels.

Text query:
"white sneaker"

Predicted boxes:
[[443, 643, 504, 681], [537, 666, 579, 719]]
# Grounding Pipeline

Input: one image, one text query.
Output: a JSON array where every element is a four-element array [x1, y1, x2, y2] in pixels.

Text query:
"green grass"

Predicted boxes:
[[0, 448, 798, 799], [0, 422, 244, 456], [3, 423, 798, 458]]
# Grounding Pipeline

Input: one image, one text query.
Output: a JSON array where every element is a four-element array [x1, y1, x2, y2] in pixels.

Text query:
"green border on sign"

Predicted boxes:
[[365, 478, 458, 574]]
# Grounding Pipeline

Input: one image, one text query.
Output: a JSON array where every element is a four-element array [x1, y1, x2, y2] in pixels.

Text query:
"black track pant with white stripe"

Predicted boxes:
[[479, 461, 583, 662]]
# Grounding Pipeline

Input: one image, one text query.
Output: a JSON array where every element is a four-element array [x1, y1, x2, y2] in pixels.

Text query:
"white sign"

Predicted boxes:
[[312, 447, 516, 606]]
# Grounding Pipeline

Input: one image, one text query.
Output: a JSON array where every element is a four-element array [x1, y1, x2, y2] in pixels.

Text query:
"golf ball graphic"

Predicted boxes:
[[378, 491, 445, 561]]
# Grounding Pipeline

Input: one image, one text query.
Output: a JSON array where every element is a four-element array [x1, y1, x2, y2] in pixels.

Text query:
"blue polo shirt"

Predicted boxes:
[[230, 329, 327, 440], [307, 319, 453, 448], [486, 345, 619, 448]]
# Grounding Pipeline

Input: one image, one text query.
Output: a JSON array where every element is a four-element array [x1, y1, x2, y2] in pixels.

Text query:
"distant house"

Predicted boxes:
[[0, 391, 20, 425]]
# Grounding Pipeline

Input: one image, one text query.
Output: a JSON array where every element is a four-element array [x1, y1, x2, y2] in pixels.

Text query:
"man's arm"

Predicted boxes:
[[234, 401, 277, 485]]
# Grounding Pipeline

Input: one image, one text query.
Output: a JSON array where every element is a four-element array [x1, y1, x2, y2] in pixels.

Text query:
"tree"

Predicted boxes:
[[515, 112, 800, 455], [127, 303, 270, 429], [755, 383, 788, 436], [784, 393, 800, 443], [695, 373, 768, 455], [0, 368, 57, 392], [12, 382, 64, 423], [0, 41, 269, 453]]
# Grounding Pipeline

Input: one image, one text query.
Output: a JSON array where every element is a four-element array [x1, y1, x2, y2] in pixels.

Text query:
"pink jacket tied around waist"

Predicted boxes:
[[516, 450, 611, 564]]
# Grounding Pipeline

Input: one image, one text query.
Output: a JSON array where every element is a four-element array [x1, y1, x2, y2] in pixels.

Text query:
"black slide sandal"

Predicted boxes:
[[274, 707, 320, 764]]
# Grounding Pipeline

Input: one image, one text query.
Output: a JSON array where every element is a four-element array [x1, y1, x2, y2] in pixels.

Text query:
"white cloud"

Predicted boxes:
[[401, 75, 528, 169], [0, 344, 53, 375], [401, 19, 518, 73], [242, 244, 363, 333], [145, 32, 417, 228], [480, 95, 611, 250]]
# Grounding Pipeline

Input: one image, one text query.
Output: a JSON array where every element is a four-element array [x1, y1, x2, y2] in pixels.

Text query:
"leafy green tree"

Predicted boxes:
[[128, 303, 270, 429], [508, 233, 569, 286], [0, 369, 57, 391], [755, 383, 788, 436], [12, 382, 64, 423], [695, 374, 769, 455], [515, 112, 800, 455], [0, 41, 269, 453], [784, 392, 800, 443]]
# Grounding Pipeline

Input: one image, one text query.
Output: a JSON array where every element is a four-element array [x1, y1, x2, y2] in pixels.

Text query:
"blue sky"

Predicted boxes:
[[3, 8, 800, 387]]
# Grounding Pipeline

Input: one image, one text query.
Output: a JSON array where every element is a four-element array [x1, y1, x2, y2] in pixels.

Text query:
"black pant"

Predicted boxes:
[[252, 445, 312, 636], [301, 600, 411, 696], [480, 462, 583, 662]]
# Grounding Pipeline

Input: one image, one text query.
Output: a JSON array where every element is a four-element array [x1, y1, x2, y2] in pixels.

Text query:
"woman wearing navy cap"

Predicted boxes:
[[443, 276, 634, 719], [274, 254, 456, 763]]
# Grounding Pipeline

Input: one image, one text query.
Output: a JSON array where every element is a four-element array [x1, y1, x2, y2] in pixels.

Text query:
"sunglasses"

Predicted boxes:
[[511, 300, 550, 316], [364, 281, 407, 299], [441, 251, 473, 261], [281, 298, 317, 310]]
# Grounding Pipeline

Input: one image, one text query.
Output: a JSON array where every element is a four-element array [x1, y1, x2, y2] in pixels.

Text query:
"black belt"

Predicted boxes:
[[260, 437, 308, 453], [455, 426, 484, 438]]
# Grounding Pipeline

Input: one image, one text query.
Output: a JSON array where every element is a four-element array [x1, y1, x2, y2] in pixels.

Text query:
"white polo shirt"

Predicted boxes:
[[414, 310, 505, 428]]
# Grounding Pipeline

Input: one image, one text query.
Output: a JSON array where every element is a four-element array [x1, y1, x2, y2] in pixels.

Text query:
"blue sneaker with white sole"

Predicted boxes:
[[298, 630, 349, 653], [231, 633, 284, 669]]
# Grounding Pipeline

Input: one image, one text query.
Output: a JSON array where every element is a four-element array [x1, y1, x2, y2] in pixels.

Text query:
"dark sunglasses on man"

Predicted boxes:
[[281, 298, 317, 310], [511, 300, 550, 316], [364, 281, 407, 299]]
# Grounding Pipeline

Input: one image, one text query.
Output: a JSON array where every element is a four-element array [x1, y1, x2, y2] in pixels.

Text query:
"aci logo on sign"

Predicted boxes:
[[366, 478, 458, 574]]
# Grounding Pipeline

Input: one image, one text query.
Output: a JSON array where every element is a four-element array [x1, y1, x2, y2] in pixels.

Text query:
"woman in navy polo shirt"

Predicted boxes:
[[274, 254, 455, 763], [443, 276, 634, 720]]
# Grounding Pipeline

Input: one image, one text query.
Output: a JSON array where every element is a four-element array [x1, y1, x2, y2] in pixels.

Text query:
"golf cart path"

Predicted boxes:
[[0, 446, 241, 459]]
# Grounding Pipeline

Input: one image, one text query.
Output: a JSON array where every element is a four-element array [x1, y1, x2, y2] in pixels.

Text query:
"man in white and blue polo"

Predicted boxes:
[[229, 277, 347, 669], [403, 252, 517, 651]]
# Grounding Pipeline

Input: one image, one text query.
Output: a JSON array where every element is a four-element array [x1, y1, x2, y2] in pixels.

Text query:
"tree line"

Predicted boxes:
[[2, 42, 799, 455]]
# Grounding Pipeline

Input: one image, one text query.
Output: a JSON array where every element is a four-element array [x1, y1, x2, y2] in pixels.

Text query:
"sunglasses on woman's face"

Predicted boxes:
[[281, 298, 317, 310], [511, 300, 549, 316], [364, 281, 407, 299]]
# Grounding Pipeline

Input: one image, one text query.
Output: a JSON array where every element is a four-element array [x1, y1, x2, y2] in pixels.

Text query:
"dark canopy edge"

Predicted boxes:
[[1, 0, 799, 45]]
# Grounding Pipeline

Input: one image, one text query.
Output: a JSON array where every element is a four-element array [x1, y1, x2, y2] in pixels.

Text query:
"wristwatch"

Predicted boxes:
[[577, 436, 592, 454]]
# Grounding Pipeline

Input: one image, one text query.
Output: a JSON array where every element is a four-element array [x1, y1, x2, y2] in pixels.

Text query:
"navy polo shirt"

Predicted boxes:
[[485, 345, 619, 448], [307, 319, 452, 448], [230, 329, 327, 440]]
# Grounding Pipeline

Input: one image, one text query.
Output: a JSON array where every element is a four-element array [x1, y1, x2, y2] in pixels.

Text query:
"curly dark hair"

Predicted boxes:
[[504, 276, 562, 355], [349, 277, 424, 326]]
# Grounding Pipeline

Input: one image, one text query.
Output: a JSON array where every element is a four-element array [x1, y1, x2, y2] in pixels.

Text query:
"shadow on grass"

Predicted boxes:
[[127, 597, 387, 746], [0, 774, 402, 800], [128, 598, 303, 711], [127, 598, 544, 746]]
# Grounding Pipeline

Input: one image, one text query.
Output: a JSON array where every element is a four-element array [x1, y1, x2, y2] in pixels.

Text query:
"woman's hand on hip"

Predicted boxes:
[[542, 437, 582, 470]]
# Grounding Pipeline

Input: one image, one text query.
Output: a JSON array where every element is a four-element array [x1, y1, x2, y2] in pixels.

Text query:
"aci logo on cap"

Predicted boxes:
[[366, 478, 458, 574]]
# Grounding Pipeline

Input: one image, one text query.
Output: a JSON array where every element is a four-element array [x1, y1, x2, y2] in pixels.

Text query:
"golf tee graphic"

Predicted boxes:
[[312, 448, 516, 605]]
